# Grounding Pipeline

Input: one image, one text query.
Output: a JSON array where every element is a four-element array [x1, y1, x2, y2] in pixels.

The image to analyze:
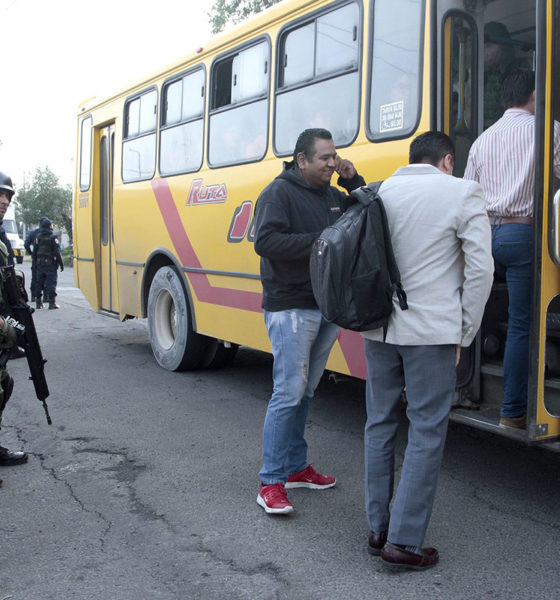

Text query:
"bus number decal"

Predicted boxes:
[[228, 201, 253, 243], [187, 178, 227, 206]]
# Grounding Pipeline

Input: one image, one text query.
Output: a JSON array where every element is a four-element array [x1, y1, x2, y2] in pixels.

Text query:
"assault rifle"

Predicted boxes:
[[0, 265, 52, 425]]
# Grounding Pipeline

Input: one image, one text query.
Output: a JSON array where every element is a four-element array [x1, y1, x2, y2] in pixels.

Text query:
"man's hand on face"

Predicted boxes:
[[334, 156, 356, 180]]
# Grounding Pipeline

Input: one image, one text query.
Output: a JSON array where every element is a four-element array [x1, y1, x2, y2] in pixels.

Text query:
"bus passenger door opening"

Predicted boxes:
[[99, 123, 117, 313]]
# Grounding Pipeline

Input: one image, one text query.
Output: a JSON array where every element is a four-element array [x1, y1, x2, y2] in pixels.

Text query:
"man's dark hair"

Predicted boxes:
[[409, 131, 455, 166], [500, 69, 535, 109], [293, 128, 333, 162]]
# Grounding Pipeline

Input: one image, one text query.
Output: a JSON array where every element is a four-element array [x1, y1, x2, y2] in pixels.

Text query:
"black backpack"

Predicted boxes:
[[309, 182, 408, 333]]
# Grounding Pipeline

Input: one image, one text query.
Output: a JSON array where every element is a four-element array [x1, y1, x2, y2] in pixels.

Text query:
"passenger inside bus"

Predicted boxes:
[[465, 70, 560, 430]]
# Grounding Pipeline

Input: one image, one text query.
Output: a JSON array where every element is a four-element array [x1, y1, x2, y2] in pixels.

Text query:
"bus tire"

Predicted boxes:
[[16, 256, 23, 264], [147, 266, 208, 371]]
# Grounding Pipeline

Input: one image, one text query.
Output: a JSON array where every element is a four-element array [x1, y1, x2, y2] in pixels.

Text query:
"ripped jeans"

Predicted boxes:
[[259, 309, 339, 485]]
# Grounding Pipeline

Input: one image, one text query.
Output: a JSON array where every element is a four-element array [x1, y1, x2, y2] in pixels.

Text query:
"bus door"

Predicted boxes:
[[539, 0, 560, 441], [98, 123, 118, 313], [439, 0, 560, 442]]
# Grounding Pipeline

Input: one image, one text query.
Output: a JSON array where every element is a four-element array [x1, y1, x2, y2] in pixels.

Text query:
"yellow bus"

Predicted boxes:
[[73, 0, 560, 444]]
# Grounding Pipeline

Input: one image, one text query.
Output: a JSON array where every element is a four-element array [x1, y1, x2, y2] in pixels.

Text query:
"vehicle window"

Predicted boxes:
[[275, 2, 360, 155], [3, 221, 17, 234], [367, 0, 423, 141], [316, 4, 359, 76], [209, 39, 269, 167], [165, 80, 183, 126], [281, 24, 314, 87], [79, 116, 92, 191], [123, 89, 157, 182], [160, 68, 205, 175]]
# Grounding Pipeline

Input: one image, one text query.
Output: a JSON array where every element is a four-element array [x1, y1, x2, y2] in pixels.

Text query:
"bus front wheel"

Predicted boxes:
[[147, 266, 208, 371]]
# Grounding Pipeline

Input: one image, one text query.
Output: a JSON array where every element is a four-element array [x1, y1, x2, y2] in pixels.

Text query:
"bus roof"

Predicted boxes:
[[77, 0, 319, 115]]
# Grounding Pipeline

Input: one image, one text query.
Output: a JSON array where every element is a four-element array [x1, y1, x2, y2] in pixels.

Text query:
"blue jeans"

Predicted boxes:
[[260, 309, 339, 485], [491, 223, 533, 418]]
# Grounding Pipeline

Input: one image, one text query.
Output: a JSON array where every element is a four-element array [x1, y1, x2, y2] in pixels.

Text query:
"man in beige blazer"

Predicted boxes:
[[362, 132, 493, 570]]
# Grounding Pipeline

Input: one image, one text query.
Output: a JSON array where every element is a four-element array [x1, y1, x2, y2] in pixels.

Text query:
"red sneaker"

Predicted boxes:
[[285, 465, 336, 490], [257, 483, 294, 514]]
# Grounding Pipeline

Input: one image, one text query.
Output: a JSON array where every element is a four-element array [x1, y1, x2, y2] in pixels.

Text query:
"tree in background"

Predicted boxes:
[[16, 167, 72, 244], [208, 0, 282, 34]]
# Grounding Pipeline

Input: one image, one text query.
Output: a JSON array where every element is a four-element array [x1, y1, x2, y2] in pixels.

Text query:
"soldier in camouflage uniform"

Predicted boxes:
[[0, 173, 29, 485]]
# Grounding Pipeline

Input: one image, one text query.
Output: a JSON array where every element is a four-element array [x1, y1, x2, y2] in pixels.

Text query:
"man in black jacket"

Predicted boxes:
[[253, 128, 365, 514]]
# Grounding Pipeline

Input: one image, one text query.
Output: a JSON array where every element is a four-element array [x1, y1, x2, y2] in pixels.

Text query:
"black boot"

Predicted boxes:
[[49, 302, 60, 310], [36, 299, 43, 309], [0, 446, 28, 466]]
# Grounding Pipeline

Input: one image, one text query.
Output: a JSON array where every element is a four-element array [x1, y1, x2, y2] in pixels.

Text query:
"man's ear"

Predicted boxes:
[[437, 153, 454, 175], [296, 152, 307, 170], [444, 153, 454, 174]]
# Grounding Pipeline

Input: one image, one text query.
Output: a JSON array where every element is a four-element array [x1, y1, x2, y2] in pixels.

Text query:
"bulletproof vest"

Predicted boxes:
[[35, 231, 56, 261]]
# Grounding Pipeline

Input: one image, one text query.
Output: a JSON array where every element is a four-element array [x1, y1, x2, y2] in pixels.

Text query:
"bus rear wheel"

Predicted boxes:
[[147, 266, 208, 371]]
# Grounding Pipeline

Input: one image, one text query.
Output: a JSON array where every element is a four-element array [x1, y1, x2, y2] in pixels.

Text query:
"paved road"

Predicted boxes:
[[1, 262, 560, 599]]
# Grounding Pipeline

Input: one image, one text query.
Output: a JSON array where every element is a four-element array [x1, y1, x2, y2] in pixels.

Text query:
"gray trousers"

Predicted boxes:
[[364, 340, 456, 547]]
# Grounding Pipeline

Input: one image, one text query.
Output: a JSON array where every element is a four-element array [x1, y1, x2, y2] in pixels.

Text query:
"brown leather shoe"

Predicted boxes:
[[367, 530, 388, 556], [381, 541, 439, 570], [499, 414, 526, 430]]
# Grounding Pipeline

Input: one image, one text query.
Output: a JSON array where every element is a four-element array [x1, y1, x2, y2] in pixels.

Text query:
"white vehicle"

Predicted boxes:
[[2, 204, 24, 264]]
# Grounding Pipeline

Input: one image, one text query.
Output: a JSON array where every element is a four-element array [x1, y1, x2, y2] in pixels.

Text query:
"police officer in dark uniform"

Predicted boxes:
[[0, 172, 29, 480], [32, 217, 64, 309]]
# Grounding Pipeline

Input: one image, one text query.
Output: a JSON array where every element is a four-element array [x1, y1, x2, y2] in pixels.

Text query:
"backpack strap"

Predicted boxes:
[[373, 194, 408, 312], [350, 186, 374, 207], [366, 181, 383, 195]]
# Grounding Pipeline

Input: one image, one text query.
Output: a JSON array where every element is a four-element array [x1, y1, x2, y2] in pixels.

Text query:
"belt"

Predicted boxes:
[[488, 215, 533, 225]]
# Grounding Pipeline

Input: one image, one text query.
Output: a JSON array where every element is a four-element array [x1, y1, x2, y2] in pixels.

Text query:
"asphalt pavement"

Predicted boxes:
[[1, 260, 560, 599]]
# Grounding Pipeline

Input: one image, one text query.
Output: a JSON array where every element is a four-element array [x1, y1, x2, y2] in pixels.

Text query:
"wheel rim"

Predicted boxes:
[[153, 289, 177, 350]]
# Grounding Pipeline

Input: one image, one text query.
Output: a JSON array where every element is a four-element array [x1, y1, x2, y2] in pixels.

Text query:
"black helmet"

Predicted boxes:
[[0, 172, 15, 199]]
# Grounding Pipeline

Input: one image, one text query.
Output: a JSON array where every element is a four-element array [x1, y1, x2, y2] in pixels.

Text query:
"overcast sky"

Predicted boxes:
[[0, 0, 215, 190]]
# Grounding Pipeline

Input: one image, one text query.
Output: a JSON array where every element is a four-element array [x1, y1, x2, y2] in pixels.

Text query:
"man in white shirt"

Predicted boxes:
[[363, 132, 493, 570], [464, 69, 560, 429]]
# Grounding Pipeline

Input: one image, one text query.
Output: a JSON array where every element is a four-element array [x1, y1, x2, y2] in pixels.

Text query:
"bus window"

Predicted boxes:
[[274, 1, 360, 155], [443, 12, 477, 176], [160, 68, 205, 175], [79, 116, 92, 191], [122, 89, 157, 182], [367, 0, 423, 142], [208, 40, 269, 167]]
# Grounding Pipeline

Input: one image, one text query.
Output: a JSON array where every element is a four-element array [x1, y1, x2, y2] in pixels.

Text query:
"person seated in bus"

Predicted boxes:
[[465, 69, 560, 430], [253, 128, 365, 515], [483, 21, 531, 130]]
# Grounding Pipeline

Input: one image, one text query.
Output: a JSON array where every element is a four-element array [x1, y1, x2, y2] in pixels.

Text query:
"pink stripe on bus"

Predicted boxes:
[[151, 178, 366, 378], [152, 178, 263, 312], [338, 329, 366, 379]]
